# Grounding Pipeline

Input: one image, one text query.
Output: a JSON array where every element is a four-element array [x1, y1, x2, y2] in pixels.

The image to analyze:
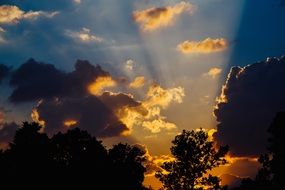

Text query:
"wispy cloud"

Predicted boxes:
[[66, 27, 104, 43], [133, 2, 195, 31], [177, 38, 228, 54], [0, 5, 59, 24]]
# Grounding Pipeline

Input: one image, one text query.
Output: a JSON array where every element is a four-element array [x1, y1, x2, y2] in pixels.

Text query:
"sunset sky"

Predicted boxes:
[[1, 0, 285, 189]]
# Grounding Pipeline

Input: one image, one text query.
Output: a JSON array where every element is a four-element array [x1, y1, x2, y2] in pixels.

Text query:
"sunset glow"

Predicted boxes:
[[1, 0, 285, 189]]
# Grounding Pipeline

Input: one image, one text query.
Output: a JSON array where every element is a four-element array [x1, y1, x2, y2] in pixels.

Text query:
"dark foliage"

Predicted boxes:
[[0, 122, 149, 189], [156, 129, 229, 190]]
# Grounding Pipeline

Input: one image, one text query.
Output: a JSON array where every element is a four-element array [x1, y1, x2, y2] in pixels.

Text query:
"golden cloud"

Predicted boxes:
[[129, 76, 145, 88], [204, 67, 222, 78], [142, 119, 176, 133], [133, 2, 195, 31], [134, 144, 175, 177], [0, 5, 58, 24], [116, 84, 184, 134], [144, 84, 185, 109], [31, 108, 45, 132], [177, 38, 228, 54], [63, 119, 78, 128], [88, 76, 116, 96], [66, 27, 104, 43]]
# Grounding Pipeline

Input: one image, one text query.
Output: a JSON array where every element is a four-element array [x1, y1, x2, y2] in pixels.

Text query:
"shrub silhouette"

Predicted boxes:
[[155, 129, 229, 190]]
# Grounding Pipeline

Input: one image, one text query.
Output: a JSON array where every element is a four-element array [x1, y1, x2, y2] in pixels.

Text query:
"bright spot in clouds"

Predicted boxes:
[[177, 38, 228, 54]]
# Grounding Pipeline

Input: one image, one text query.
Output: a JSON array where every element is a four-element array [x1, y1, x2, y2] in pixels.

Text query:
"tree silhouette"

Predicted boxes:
[[255, 112, 285, 190], [0, 122, 150, 189], [155, 129, 229, 190], [233, 112, 285, 190], [109, 143, 148, 190]]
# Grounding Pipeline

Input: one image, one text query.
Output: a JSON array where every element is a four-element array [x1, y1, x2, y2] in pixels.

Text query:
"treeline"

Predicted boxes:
[[0, 112, 285, 190]]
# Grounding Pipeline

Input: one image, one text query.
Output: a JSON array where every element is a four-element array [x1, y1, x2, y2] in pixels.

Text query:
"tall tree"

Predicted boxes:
[[156, 129, 229, 190]]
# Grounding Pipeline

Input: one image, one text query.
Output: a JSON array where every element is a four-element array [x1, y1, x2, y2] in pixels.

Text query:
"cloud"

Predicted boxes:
[[129, 76, 145, 88], [0, 5, 58, 24], [144, 84, 184, 109], [66, 27, 104, 43], [0, 122, 19, 149], [204, 67, 222, 79], [33, 96, 129, 137], [125, 59, 135, 71], [142, 119, 176, 133], [177, 38, 228, 54], [9, 58, 109, 103], [134, 144, 175, 177], [0, 64, 10, 83], [6, 58, 184, 138], [74, 0, 82, 4], [88, 76, 116, 96], [133, 2, 195, 31], [0, 27, 6, 43], [118, 84, 185, 134], [214, 56, 285, 156]]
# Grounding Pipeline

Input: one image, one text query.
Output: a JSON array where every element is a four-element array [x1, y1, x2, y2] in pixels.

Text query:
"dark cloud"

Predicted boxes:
[[99, 91, 141, 110], [35, 96, 128, 138], [9, 58, 147, 138], [0, 64, 10, 83], [0, 122, 19, 148], [214, 56, 285, 157], [9, 58, 109, 103]]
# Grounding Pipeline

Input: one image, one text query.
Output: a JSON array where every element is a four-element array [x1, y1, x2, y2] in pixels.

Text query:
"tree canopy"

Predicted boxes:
[[156, 129, 229, 190]]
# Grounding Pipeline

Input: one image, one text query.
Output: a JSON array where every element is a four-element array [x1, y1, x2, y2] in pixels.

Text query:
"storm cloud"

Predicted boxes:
[[33, 96, 129, 137], [9, 58, 109, 103], [214, 56, 285, 156]]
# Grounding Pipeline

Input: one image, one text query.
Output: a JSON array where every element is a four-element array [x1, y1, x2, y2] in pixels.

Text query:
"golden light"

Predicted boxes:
[[88, 76, 116, 96], [63, 120, 78, 128], [129, 76, 145, 88], [31, 108, 45, 132]]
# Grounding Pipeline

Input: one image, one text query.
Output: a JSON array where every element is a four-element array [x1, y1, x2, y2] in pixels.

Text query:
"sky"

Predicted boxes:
[[1, 0, 285, 189]]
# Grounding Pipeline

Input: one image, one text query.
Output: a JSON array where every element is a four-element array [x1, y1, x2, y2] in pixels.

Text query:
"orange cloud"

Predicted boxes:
[[88, 76, 116, 96], [204, 67, 222, 78], [144, 84, 185, 109], [63, 119, 78, 128], [133, 2, 195, 31], [117, 84, 185, 134], [134, 144, 175, 177], [142, 119, 176, 133], [31, 107, 45, 132], [177, 38, 228, 54], [129, 76, 145, 88], [0, 5, 58, 24]]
